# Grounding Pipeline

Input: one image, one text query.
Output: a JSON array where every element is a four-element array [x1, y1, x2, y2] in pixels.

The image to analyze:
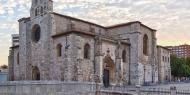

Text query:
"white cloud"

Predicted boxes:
[[0, 0, 190, 44], [0, 0, 190, 65]]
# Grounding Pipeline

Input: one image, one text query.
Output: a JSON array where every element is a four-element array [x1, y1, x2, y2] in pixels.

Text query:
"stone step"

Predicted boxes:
[[56, 92, 95, 95]]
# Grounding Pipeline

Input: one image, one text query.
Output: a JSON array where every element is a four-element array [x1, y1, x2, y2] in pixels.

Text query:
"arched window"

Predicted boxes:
[[84, 43, 90, 59], [143, 34, 148, 55], [40, 6, 43, 15], [32, 24, 41, 42], [57, 44, 62, 57], [122, 50, 126, 62], [17, 53, 19, 65]]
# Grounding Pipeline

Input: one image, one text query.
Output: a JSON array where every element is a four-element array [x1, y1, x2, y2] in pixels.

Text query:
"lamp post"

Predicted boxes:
[[144, 65, 146, 85]]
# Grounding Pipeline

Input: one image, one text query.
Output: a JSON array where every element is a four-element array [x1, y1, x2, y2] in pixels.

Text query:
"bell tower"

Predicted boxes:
[[30, 0, 53, 19]]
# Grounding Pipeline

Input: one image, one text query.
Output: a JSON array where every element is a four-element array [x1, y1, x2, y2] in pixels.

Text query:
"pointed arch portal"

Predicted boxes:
[[103, 55, 115, 87], [32, 66, 40, 80]]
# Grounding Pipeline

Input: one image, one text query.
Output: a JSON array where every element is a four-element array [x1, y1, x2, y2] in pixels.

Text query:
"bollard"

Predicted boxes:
[[170, 86, 177, 95], [136, 85, 141, 95]]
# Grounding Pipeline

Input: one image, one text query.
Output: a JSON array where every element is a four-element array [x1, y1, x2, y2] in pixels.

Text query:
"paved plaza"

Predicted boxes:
[[143, 82, 190, 90]]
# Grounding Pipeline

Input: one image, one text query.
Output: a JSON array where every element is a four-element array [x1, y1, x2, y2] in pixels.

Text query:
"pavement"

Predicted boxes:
[[143, 82, 190, 90]]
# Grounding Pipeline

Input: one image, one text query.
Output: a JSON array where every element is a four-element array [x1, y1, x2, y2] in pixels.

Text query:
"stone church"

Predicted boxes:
[[8, 0, 171, 86]]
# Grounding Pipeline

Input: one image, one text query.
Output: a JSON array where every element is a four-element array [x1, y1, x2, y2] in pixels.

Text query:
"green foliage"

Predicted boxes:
[[186, 57, 190, 67], [171, 55, 190, 77], [0, 65, 8, 69]]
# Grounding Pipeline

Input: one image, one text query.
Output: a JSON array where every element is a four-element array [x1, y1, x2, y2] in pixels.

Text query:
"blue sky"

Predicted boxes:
[[0, 0, 190, 65]]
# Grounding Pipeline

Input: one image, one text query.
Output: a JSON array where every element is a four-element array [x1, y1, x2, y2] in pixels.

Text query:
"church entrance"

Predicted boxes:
[[103, 69, 110, 87], [32, 66, 40, 80], [103, 55, 115, 87]]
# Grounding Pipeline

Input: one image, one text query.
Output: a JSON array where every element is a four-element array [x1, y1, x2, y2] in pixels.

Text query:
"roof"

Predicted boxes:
[[106, 21, 140, 28], [52, 12, 156, 31], [165, 44, 190, 48], [107, 21, 156, 31], [10, 45, 19, 49], [157, 45, 171, 51], [52, 29, 130, 45], [18, 17, 30, 22], [52, 30, 95, 38], [11, 34, 19, 37], [52, 12, 105, 28], [17, 12, 156, 31]]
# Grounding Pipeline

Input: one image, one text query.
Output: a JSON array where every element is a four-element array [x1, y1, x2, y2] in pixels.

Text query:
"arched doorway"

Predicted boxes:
[[32, 66, 40, 80], [103, 56, 115, 87]]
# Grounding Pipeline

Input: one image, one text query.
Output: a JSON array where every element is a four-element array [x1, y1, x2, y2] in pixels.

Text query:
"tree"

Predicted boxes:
[[0, 65, 8, 69], [185, 57, 190, 67], [170, 55, 190, 78], [171, 55, 180, 77]]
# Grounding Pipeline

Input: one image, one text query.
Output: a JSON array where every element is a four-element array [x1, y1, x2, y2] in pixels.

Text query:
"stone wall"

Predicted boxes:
[[29, 14, 53, 80], [157, 46, 171, 82], [0, 81, 97, 95], [107, 22, 158, 85], [52, 13, 106, 36], [1, 81, 184, 95], [8, 49, 14, 81], [0, 81, 140, 95], [18, 18, 31, 80], [12, 47, 19, 80], [51, 33, 95, 82]]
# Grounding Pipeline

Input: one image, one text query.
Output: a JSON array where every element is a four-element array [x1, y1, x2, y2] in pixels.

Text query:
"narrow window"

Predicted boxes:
[[35, 8, 38, 16], [143, 34, 148, 55], [17, 53, 19, 65], [57, 44, 62, 57], [32, 24, 41, 42], [84, 43, 90, 59], [122, 50, 126, 62], [40, 6, 43, 15]]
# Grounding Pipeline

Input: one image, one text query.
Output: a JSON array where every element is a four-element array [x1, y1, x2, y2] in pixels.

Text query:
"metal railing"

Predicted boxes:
[[99, 85, 190, 95]]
